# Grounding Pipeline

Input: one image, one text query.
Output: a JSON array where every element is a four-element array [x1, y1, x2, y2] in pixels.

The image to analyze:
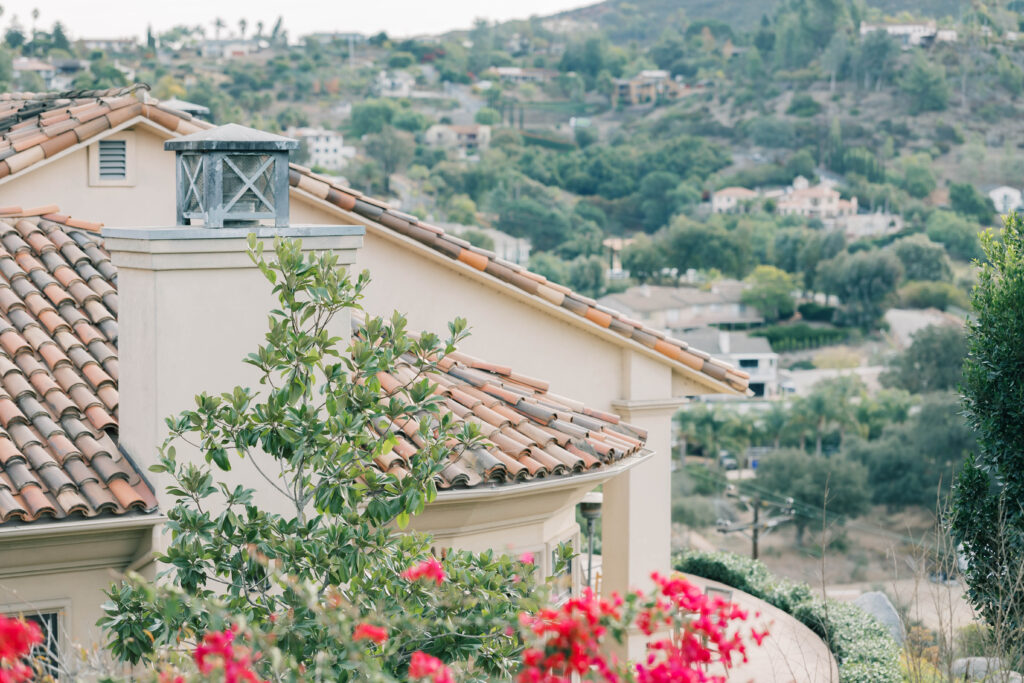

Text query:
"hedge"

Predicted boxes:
[[674, 550, 901, 682], [750, 322, 848, 351]]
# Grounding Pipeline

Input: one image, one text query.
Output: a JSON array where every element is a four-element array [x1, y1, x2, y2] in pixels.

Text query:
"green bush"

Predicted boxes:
[[675, 551, 901, 682], [751, 323, 848, 351], [671, 497, 717, 527], [798, 302, 836, 322]]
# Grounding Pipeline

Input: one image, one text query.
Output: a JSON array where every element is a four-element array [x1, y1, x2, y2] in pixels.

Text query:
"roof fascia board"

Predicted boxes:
[[432, 450, 653, 503], [291, 189, 740, 396], [0, 114, 175, 187]]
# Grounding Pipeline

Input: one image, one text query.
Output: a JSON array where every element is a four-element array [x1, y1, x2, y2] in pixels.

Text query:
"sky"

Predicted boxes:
[[1, 0, 594, 40]]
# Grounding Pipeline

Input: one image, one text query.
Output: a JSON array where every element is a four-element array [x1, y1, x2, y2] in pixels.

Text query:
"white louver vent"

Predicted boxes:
[[97, 139, 127, 179]]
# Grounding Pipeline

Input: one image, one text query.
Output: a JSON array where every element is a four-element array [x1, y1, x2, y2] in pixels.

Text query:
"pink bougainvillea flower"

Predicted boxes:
[[402, 557, 446, 585], [518, 551, 535, 565], [352, 623, 389, 644], [408, 651, 453, 682], [193, 627, 264, 683], [0, 615, 42, 662]]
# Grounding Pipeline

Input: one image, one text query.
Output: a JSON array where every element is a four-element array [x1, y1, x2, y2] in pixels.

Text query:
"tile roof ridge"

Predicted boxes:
[[293, 165, 748, 394]]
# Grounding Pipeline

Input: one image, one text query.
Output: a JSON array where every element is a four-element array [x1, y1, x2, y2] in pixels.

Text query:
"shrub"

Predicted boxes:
[[751, 323, 848, 351], [671, 497, 716, 527], [798, 301, 836, 321], [897, 280, 969, 311], [675, 550, 901, 682]]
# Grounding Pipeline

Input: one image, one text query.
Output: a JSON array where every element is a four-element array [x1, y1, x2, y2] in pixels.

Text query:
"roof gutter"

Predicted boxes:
[[0, 513, 166, 541], [433, 450, 653, 504]]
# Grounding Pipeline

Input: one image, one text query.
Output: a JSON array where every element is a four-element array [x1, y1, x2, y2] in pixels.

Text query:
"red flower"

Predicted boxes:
[[193, 627, 265, 683], [518, 551, 535, 565], [352, 623, 389, 644], [402, 557, 446, 585], [408, 651, 453, 682], [0, 615, 42, 662]]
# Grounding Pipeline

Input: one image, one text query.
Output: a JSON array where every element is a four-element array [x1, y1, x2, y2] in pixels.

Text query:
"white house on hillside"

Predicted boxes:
[[677, 328, 779, 398], [711, 187, 759, 213], [988, 186, 1022, 214], [286, 127, 352, 171]]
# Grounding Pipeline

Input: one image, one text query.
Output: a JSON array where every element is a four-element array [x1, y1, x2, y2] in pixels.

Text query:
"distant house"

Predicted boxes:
[[376, 70, 416, 98], [424, 124, 491, 154], [775, 176, 857, 222], [199, 40, 257, 59], [160, 98, 212, 120], [305, 32, 366, 45], [834, 211, 904, 241], [677, 328, 779, 398], [988, 186, 1022, 214], [78, 37, 138, 54], [598, 281, 763, 332], [445, 224, 531, 266], [12, 58, 56, 89], [712, 187, 759, 213], [859, 21, 938, 47], [489, 66, 557, 84], [612, 70, 695, 106], [51, 59, 89, 90], [286, 127, 352, 171]]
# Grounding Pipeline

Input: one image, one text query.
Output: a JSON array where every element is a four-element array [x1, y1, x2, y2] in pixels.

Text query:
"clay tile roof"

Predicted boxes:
[[0, 85, 209, 182], [287, 166, 750, 394], [0, 214, 155, 525], [356, 319, 649, 491]]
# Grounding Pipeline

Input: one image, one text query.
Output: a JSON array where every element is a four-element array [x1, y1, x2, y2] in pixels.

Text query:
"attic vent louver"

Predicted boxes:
[[97, 139, 127, 179]]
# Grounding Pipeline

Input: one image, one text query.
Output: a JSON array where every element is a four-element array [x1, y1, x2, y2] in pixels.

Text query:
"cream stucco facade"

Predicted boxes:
[[0, 119, 738, 659]]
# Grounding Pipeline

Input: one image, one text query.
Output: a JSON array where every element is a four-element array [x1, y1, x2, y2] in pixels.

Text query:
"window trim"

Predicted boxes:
[[88, 131, 136, 187]]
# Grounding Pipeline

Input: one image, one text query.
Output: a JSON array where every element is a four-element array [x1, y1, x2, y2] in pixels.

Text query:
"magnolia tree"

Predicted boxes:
[[23, 237, 770, 682]]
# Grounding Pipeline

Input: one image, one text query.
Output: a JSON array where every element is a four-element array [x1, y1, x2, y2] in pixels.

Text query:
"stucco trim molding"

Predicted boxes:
[[610, 396, 690, 418], [0, 514, 164, 579]]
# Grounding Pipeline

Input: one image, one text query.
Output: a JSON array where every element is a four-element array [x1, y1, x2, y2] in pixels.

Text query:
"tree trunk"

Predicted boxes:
[[795, 523, 805, 547], [815, 418, 824, 457]]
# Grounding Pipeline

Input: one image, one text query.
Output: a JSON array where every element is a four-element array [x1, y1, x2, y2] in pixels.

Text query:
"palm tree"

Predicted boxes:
[[238, 18, 247, 39], [759, 401, 790, 449], [30, 7, 37, 38], [213, 17, 225, 41], [255, 20, 264, 38], [788, 397, 817, 452]]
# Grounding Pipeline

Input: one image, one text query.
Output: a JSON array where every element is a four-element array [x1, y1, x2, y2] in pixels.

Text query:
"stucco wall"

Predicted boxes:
[[0, 123, 176, 225]]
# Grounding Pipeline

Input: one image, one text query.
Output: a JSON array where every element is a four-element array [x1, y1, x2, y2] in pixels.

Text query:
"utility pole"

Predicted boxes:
[[752, 500, 759, 560], [716, 492, 793, 560]]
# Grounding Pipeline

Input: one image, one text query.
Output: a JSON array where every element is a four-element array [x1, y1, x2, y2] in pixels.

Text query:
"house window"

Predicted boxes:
[[88, 132, 136, 187], [739, 358, 759, 369]]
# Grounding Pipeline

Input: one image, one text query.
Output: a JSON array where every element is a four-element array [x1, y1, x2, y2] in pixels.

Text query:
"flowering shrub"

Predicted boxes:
[[0, 615, 42, 683], [0, 614, 42, 683], [517, 572, 764, 683]]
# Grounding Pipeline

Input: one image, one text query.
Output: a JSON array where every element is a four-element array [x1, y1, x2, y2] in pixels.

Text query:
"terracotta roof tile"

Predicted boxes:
[[0, 215, 155, 525], [354, 320, 648, 491]]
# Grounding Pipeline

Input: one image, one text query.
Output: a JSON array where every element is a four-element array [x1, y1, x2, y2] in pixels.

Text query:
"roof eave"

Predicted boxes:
[[433, 449, 654, 503]]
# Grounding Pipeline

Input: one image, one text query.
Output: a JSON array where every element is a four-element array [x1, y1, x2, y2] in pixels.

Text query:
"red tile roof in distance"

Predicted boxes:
[[0, 86, 748, 393], [0, 211, 156, 524]]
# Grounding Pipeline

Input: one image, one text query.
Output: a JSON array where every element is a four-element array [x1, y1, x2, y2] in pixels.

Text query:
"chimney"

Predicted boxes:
[[719, 330, 730, 355], [103, 124, 364, 512]]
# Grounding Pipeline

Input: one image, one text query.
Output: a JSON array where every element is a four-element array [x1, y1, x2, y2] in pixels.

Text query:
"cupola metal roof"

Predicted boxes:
[[164, 123, 298, 152]]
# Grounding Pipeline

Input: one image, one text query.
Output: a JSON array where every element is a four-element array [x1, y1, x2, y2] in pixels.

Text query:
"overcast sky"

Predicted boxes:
[[0, 1, 593, 40]]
